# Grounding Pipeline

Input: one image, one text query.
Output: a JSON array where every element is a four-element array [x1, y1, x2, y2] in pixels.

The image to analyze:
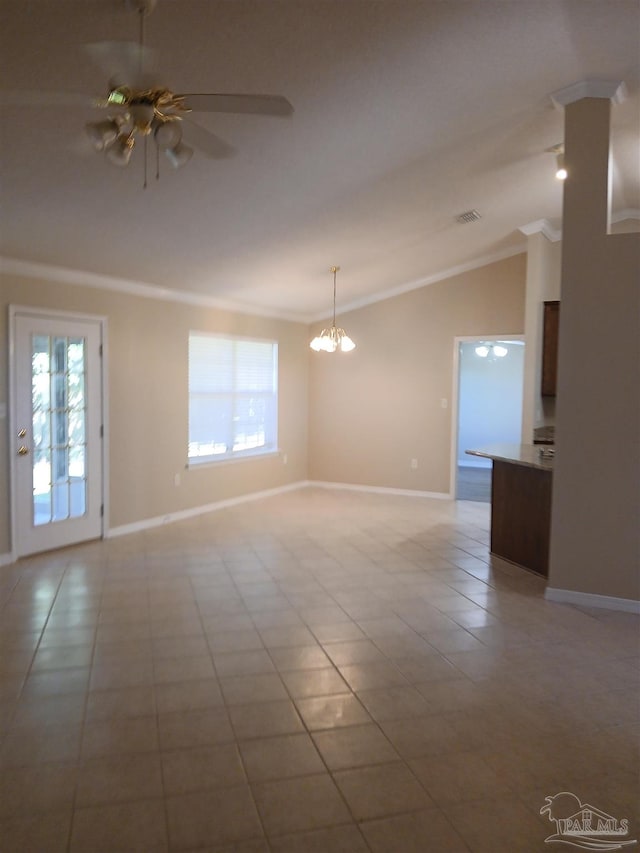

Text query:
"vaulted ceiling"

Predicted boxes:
[[1, 1, 638, 321]]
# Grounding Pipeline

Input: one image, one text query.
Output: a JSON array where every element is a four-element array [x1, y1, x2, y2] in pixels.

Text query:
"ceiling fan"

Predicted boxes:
[[12, 0, 294, 185]]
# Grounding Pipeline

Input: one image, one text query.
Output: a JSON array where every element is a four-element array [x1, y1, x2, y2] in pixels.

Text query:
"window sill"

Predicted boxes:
[[187, 450, 283, 470]]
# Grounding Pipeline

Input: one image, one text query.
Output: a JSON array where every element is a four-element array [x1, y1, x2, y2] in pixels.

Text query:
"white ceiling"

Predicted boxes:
[[1, 0, 638, 322]]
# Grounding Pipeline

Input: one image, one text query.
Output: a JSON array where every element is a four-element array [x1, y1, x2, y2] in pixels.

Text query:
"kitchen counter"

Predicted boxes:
[[465, 444, 553, 577], [466, 442, 554, 471]]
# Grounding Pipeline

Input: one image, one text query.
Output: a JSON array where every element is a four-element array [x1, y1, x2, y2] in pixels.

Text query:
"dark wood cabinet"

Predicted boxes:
[[490, 460, 552, 577], [541, 300, 560, 397]]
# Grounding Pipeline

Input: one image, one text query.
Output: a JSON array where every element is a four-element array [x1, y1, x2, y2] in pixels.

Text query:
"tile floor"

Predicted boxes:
[[1, 487, 638, 852]]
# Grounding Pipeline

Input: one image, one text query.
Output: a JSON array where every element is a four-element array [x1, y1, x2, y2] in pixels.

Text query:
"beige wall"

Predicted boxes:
[[549, 97, 640, 601], [308, 254, 526, 493], [0, 273, 309, 556]]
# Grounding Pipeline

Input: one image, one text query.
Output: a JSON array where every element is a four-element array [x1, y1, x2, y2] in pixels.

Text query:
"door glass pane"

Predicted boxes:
[[69, 409, 85, 445], [69, 480, 86, 518], [33, 446, 51, 526], [53, 337, 67, 373], [52, 373, 67, 410], [68, 370, 84, 410], [52, 446, 68, 482], [68, 338, 84, 371], [53, 408, 68, 446], [52, 482, 70, 521], [31, 334, 88, 526]]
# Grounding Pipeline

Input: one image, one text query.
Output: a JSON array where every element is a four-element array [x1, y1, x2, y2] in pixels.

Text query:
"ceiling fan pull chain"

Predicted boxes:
[[143, 134, 148, 189]]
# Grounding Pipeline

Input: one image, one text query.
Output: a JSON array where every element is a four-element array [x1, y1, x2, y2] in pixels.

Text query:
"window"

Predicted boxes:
[[188, 333, 278, 464]]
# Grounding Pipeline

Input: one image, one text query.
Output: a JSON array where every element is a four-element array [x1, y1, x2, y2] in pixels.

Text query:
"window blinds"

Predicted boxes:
[[188, 333, 278, 463]]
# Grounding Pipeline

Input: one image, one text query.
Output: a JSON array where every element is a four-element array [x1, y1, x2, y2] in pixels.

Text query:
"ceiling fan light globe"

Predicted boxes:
[[154, 120, 182, 150], [85, 120, 119, 151], [165, 141, 193, 169], [106, 136, 134, 166]]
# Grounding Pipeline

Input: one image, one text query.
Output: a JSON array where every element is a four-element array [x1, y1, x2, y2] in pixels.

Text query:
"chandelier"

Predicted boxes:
[[310, 266, 356, 353]]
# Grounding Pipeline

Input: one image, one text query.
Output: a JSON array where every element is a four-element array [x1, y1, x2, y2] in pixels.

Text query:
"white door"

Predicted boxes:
[[12, 309, 104, 557]]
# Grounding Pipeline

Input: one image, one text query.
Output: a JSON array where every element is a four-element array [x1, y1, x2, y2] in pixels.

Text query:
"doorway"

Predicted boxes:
[[452, 337, 524, 501], [10, 307, 106, 557]]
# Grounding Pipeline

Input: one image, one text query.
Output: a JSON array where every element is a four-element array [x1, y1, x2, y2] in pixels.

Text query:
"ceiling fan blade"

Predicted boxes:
[[181, 94, 294, 117], [84, 41, 157, 87], [0, 90, 97, 108], [181, 118, 235, 159]]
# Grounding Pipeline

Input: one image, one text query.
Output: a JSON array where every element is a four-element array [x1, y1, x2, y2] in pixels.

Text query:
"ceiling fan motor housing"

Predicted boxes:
[[125, 0, 157, 16], [129, 102, 155, 133]]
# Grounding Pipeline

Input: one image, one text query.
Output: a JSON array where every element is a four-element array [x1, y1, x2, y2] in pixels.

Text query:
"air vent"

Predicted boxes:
[[456, 209, 481, 224]]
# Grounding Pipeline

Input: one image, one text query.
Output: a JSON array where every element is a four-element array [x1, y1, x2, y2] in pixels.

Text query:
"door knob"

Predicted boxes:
[[17, 445, 29, 456]]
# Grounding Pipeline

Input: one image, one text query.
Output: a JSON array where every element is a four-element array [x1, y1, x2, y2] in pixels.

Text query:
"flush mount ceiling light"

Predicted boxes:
[[310, 266, 356, 353], [546, 143, 567, 180]]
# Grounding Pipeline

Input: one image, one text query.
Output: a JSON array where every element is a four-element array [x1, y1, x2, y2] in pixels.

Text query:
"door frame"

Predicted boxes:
[[9, 305, 109, 560], [449, 333, 524, 500]]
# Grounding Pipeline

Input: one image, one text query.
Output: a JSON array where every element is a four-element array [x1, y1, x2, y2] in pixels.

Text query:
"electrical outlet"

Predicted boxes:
[[174, 473, 181, 486], [410, 458, 418, 470], [440, 398, 448, 409], [282, 453, 288, 465]]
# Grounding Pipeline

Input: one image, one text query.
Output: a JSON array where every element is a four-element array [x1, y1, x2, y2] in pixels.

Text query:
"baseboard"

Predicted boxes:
[[0, 551, 17, 567], [545, 587, 640, 614], [307, 480, 451, 500], [107, 480, 310, 538]]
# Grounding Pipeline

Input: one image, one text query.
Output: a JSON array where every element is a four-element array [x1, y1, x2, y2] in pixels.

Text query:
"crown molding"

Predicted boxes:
[[309, 243, 527, 323], [518, 219, 562, 242], [2, 247, 530, 328], [519, 209, 640, 244], [550, 79, 627, 110], [0, 256, 309, 325]]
